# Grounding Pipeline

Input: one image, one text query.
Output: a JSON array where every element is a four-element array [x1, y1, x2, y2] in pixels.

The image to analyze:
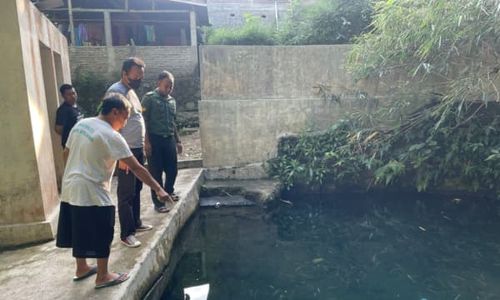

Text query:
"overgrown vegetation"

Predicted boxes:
[[277, 0, 372, 45], [269, 0, 500, 197], [205, 14, 276, 45], [72, 68, 114, 116], [204, 0, 372, 45]]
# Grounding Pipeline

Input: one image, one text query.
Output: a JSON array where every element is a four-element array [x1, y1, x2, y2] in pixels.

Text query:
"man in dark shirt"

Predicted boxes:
[[55, 84, 83, 148]]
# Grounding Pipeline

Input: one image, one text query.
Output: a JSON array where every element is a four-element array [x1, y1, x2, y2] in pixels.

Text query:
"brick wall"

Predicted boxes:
[[69, 46, 200, 111], [69, 46, 199, 80]]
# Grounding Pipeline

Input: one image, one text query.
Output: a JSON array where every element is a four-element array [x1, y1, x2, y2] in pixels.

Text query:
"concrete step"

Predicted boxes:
[[178, 159, 203, 169], [200, 195, 256, 207], [201, 179, 281, 205]]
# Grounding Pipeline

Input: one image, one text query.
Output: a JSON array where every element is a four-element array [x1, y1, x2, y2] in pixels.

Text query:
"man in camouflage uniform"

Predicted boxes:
[[142, 71, 183, 213]]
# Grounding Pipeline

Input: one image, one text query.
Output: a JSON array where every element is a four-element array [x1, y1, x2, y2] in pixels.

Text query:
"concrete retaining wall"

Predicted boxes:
[[200, 45, 358, 100], [200, 98, 342, 167], [199, 45, 375, 167]]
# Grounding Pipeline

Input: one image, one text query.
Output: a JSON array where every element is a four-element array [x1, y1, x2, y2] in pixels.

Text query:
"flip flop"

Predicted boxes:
[[95, 273, 129, 289], [73, 265, 98, 281], [171, 193, 180, 202], [155, 206, 170, 213]]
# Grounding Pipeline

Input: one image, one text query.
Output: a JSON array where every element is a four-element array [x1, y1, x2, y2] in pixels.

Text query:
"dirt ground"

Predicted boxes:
[[178, 128, 202, 160]]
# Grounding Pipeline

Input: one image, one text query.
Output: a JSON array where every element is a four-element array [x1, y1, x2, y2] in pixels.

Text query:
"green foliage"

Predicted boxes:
[[270, 1, 500, 197], [204, 0, 372, 45], [72, 69, 114, 116], [205, 14, 276, 45], [269, 102, 500, 196], [277, 0, 372, 45]]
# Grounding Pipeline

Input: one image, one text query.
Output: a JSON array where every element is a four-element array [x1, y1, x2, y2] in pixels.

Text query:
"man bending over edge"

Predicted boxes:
[[56, 93, 174, 289]]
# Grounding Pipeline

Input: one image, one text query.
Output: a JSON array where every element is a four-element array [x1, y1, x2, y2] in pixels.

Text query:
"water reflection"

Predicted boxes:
[[163, 193, 500, 300]]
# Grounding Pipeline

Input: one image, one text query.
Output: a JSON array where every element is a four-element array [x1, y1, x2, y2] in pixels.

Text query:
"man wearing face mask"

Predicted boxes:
[[106, 57, 167, 248]]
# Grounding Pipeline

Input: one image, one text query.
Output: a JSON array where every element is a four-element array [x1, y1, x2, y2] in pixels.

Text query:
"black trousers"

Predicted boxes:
[[117, 147, 143, 239], [148, 134, 178, 208]]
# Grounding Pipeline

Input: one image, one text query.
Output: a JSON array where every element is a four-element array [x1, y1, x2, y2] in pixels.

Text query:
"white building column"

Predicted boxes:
[[103, 10, 112, 46], [189, 10, 197, 46]]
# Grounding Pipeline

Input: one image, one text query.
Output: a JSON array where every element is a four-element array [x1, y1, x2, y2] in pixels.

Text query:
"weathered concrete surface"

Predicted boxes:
[[200, 45, 358, 100], [0, 169, 203, 300], [198, 45, 396, 168], [178, 159, 203, 170], [204, 163, 269, 180], [201, 179, 281, 204], [200, 98, 341, 167], [0, 0, 71, 246], [200, 195, 256, 207]]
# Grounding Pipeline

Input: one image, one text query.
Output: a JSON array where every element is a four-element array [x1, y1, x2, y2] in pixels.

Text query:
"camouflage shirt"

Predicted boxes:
[[141, 89, 177, 138]]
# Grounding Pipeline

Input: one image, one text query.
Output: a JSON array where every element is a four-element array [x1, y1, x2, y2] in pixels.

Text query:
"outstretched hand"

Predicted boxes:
[[157, 189, 174, 204]]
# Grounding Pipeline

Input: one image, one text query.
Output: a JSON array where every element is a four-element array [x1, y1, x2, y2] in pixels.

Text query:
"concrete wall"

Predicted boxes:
[[200, 99, 342, 166], [69, 46, 199, 81], [199, 45, 375, 167], [0, 0, 71, 247], [200, 45, 359, 100]]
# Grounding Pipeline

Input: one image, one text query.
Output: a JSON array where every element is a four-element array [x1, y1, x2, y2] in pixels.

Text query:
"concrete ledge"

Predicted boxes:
[[0, 206, 59, 249], [178, 159, 203, 170], [204, 163, 269, 180], [0, 220, 54, 249], [112, 168, 204, 300], [0, 168, 204, 300], [201, 179, 281, 205]]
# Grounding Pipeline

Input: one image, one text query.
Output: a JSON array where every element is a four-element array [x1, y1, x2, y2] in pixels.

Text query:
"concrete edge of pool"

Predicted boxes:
[[113, 168, 205, 300], [0, 168, 205, 300]]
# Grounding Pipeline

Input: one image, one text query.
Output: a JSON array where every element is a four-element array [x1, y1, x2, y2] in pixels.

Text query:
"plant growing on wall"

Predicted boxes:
[[270, 0, 500, 197], [277, 0, 372, 45]]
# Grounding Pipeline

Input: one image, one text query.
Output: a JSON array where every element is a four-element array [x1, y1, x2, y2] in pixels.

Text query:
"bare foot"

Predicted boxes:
[[95, 273, 129, 289], [96, 272, 124, 286], [75, 264, 95, 278]]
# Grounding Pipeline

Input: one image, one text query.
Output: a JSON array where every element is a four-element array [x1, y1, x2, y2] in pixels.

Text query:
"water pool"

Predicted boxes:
[[162, 192, 500, 300]]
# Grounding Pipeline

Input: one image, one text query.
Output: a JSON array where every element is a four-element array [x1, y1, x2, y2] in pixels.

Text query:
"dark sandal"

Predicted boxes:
[[171, 193, 180, 202], [155, 206, 170, 213]]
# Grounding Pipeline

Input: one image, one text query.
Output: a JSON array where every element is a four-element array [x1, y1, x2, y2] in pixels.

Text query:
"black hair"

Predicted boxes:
[[59, 84, 73, 95], [100, 93, 131, 115], [121, 57, 145, 74], [158, 70, 175, 90]]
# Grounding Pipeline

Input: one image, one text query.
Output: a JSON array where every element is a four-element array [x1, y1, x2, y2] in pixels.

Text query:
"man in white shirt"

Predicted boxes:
[[56, 93, 173, 289], [107, 57, 157, 248]]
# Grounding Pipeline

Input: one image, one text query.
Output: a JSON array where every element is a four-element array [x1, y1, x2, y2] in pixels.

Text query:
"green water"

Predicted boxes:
[[162, 193, 500, 300]]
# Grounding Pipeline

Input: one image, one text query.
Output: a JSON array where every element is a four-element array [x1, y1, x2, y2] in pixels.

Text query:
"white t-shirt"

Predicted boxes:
[[107, 82, 145, 149], [61, 117, 133, 206]]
